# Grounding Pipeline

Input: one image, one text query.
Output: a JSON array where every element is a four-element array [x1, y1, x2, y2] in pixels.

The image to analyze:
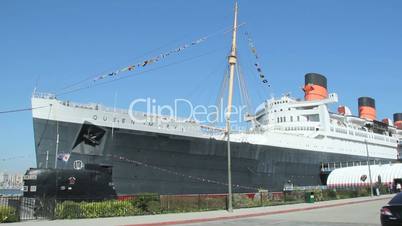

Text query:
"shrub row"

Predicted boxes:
[[55, 193, 161, 219], [55, 200, 141, 219], [0, 206, 18, 223], [53, 188, 376, 219]]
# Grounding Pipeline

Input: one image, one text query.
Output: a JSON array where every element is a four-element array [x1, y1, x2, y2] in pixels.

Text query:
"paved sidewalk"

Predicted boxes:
[[3, 195, 392, 226]]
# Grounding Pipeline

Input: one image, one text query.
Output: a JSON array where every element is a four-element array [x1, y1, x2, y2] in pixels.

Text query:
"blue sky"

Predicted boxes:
[[1, 0, 401, 173]]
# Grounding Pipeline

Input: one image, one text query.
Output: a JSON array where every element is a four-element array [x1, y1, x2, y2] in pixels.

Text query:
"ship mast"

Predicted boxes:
[[226, 1, 238, 213]]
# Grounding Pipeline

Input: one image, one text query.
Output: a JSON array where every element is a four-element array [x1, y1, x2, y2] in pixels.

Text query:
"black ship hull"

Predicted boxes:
[[33, 118, 384, 195]]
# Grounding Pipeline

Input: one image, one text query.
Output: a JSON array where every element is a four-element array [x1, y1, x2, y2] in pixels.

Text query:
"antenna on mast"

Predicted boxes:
[[225, 1, 238, 213]]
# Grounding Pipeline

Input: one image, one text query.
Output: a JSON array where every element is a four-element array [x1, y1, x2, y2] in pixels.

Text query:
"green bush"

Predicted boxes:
[[335, 190, 355, 199], [199, 196, 227, 210], [357, 187, 371, 197], [131, 193, 160, 214], [0, 206, 19, 223], [311, 189, 324, 201], [55, 200, 140, 219], [378, 184, 390, 195], [284, 191, 304, 203], [55, 201, 82, 219], [146, 201, 161, 214], [233, 194, 260, 208], [322, 189, 337, 200]]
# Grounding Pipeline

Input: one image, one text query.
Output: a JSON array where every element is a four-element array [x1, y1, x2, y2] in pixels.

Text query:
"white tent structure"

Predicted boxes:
[[327, 163, 402, 188]]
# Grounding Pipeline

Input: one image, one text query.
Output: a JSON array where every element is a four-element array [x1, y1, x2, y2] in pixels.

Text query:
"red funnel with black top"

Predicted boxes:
[[394, 113, 402, 129], [303, 73, 328, 101], [358, 97, 376, 121]]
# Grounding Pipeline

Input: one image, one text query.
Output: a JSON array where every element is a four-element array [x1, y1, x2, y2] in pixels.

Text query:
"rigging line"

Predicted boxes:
[[241, 46, 266, 103], [58, 23, 245, 92], [0, 155, 33, 161], [184, 55, 227, 102], [56, 47, 227, 97], [235, 54, 252, 114], [205, 61, 230, 107], [59, 36, 194, 92], [235, 62, 246, 113], [238, 62, 254, 114], [235, 60, 253, 131], [0, 105, 49, 114], [208, 44, 233, 112], [238, 40, 263, 100], [239, 66, 251, 114], [109, 154, 259, 191], [210, 67, 229, 126]]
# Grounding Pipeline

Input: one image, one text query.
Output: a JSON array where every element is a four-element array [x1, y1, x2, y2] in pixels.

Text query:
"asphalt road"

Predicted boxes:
[[183, 197, 387, 226]]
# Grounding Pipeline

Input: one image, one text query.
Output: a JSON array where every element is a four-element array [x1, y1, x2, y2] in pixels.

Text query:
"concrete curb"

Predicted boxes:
[[124, 196, 390, 226]]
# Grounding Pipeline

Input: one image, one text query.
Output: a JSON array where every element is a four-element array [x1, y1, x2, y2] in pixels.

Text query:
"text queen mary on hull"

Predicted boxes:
[[30, 4, 401, 195]]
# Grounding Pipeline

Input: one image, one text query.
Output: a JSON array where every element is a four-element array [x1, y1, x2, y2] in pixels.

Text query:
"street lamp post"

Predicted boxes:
[[365, 139, 374, 197]]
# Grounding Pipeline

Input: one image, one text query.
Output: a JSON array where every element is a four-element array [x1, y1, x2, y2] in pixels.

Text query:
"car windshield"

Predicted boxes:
[[389, 193, 402, 205]]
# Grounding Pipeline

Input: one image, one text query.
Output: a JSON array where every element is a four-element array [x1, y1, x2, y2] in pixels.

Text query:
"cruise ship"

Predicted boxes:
[[31, 71, 402, 195], [30, 3, 402, 195]]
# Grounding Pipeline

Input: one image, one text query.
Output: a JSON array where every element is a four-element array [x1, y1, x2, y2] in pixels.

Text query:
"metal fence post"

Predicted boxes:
[[225, 194, 228, 210], [198, 194, 201, 210], [260, 192, 263, 207], [167, 195, 170, 212]]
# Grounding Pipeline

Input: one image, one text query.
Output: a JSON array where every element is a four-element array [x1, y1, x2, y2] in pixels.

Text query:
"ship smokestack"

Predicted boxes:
[[358, 97, 376, 121], [394, 113, 402, 129], [303, 73, 328, 101]]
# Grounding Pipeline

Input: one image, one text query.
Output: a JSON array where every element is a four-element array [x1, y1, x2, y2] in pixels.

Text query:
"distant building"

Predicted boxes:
[[0, 172, 23, 189]]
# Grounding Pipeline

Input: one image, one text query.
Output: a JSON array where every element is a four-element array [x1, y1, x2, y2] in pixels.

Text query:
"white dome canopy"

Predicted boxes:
[[327, 163, 402, 188]]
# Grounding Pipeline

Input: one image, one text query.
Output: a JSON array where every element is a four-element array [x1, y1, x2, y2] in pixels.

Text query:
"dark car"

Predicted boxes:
[[381, 192, 402, 226]]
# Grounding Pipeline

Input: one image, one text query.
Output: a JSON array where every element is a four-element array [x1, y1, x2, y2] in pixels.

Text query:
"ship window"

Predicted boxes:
[[290, 116, 293, 122], [297, 116, 300, 122], [283, 117, 286, 122]]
